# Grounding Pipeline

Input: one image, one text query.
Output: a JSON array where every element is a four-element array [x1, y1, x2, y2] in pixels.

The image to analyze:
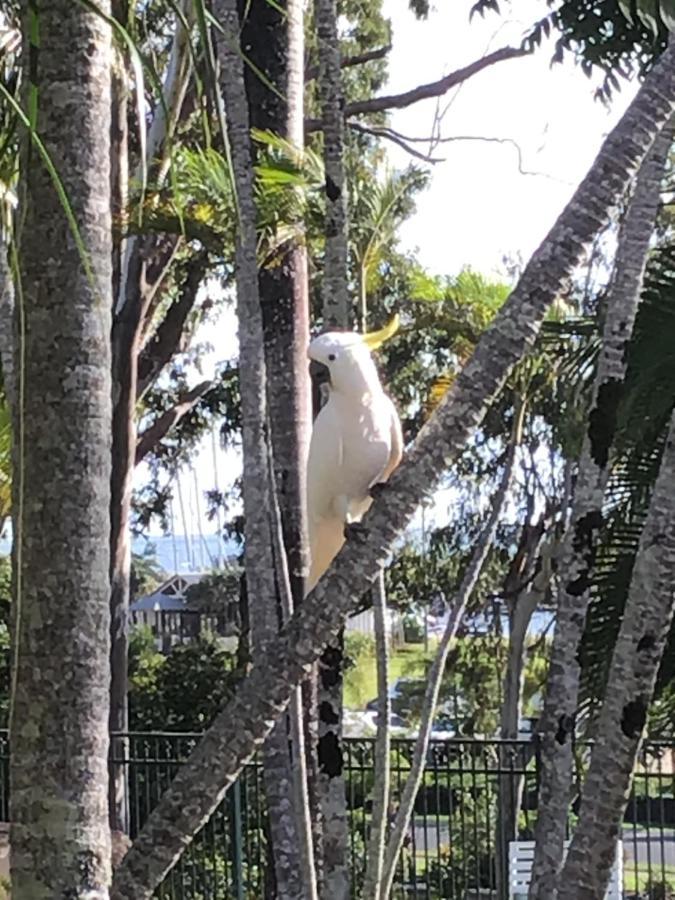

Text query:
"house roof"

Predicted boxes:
[[130, 572, 207, 613]]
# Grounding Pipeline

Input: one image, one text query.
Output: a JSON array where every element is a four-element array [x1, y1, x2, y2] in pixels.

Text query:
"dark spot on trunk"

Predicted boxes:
[[566, 573, 591, 596], [555, 713, 575, 745], [319, 642, 343, 689], [325, 176, 341, 202], [637, 633, 656, 652], [572, 509, 603, 553], [318, 732, 343, 776], [621, 698, 647, 739], [588, 378, 622, 468], [319, 700, 340, 726], [566, 510, 604, 596]]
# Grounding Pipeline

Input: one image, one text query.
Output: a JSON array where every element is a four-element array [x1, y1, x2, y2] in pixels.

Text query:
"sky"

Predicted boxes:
[[143, 0, 639, 555]]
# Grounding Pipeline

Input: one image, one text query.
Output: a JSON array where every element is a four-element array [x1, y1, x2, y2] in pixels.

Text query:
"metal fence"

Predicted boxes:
[[2, 732, 675, 898]]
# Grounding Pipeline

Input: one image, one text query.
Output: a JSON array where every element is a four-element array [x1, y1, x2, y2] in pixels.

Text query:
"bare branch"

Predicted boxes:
[[135, 380, 212, 465], [306, 45, 528, 131], [347, 121, 443, 163], [136, 252, 209, 399], [348, 121, 567, 181], [305, 44, 391, 82]]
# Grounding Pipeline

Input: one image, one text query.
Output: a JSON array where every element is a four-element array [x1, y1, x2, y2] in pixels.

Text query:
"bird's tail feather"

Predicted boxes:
[[307, 515, 346, 594]]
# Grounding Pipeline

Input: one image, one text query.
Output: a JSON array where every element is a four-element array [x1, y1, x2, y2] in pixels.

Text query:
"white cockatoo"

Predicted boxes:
[[306, 316, 403, 591]]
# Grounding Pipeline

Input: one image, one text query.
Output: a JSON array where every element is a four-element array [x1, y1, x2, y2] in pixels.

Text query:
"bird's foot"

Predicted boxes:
[[344, 521, 369, 544], [369, 481, 388, 501]]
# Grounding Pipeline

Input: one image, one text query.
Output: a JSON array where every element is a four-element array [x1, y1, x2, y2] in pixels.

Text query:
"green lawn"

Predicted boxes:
[[344, 640, 435, 710], [623, 862, 675, 893]]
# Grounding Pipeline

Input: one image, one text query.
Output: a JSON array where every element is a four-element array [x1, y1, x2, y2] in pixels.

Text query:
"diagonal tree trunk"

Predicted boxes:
[[238, 0, 317, 893], [10, 0, 113, 895], [111, 37, 675, 900], [528, 117, 675, 900], [557, 409, 675, 900]]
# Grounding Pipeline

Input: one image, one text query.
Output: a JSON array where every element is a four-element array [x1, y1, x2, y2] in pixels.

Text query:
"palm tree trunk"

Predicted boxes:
[[528, 117, 674, 900], [314, 0, 352, 894], [0, 240, 14, 410], [557, 409, 675, 900], [363, 570, 391, 900], [317, 0, 349, 330], [111, 38, 675, 900], [108, 3, 192, 832], [239, 0, 317, 893], [10, 1, 113, 895]]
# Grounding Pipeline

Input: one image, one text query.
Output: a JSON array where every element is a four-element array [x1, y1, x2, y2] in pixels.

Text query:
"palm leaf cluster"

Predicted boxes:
[[578, 243, 675, 731], [133, 129, 324, 264]]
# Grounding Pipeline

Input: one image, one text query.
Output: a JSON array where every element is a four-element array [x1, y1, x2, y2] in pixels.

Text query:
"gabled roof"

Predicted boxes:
[[130, 572, 207, 613]]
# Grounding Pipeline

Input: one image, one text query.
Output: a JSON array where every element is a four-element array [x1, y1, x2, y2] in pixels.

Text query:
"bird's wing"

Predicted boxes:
[[307, 402, 344, 522], [378, 396, 403, 484]]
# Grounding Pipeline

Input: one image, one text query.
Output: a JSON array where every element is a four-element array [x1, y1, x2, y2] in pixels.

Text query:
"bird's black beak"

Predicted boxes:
[[309, 359, 331, 387]]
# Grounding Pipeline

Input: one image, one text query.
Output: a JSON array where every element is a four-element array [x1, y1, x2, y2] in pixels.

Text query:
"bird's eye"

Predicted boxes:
[[328, 353, 336, 362]]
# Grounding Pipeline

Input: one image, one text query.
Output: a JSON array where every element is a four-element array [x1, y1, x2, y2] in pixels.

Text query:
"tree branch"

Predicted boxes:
[[136, 252, 209, 399], [305, 44, 391, 82], [135, 380, 212, 465], [110, 39, 675, 900], [305, 45, 528, 130]]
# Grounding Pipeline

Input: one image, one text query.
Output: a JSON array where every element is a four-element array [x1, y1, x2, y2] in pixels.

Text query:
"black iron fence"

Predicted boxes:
[[2, 732, 675, 897]]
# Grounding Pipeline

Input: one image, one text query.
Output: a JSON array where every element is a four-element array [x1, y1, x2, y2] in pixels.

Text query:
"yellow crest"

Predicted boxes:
[[362, 314, 400, 351]]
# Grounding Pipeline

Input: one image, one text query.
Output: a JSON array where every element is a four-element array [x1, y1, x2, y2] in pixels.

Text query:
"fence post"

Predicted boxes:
[[233, 776, 245, 900]]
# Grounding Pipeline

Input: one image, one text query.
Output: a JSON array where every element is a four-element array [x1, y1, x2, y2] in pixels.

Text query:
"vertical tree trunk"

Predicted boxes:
[[0, 240, 14, 409], [314, 0, 352, 892], [109, 0, 130, 836], [557, 409, 675, 900], [215, 1, 316, 898], [239, 0, 317, 893], [11, 1, 113, 895], [528, 119, 674, 900], [108, 3, 190, 832], [363, 570, 391, 900]]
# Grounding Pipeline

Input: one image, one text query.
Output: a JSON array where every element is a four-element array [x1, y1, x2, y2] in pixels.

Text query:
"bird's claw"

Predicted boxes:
[[344, 521, 369, 543], [369, 481, 388, 501]]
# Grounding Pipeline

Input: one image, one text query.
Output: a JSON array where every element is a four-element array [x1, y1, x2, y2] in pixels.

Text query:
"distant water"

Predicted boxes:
[[0, 533, 240, 575]]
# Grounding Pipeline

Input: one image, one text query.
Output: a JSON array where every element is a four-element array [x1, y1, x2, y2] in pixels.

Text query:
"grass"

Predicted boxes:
[[343, 640, 435, 710], [622, 862, 675, 893]]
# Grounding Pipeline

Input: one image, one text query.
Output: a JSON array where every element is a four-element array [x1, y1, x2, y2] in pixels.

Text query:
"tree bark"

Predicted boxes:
[[11, 1, 113, 895], [495, 516, 551, 899], [362, 570, 391, 900], [0, 240, 14, 410], [111, 38, 675, 900], [528, 118, 674, 900], [313, 3, 353, 894], [557, 409, 675, 900], [108, 0, 193, 832], [239, 0, 317, 894], [316, 0, 349, 330]]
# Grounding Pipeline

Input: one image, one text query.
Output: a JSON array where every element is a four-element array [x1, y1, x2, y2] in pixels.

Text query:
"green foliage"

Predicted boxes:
[[184, 567, 242, 612], [578, 243, 675, 726], [130, 546, 166, 598], [343, 631, 376, 672], [128, 629, 241, 731]]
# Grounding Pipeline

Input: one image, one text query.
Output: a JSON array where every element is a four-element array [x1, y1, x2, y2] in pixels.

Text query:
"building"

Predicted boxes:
[[129, 572, 240, 653]]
